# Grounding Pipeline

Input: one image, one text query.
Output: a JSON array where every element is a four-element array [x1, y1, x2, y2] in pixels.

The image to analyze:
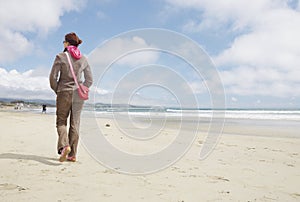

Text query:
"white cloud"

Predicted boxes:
[[188, 81, 208, 94], [0, 0, 85, 63], [93, 86, 109, 95], [89, 36, 159, 69], [0, 68, 54, 99], [214, 8, 300, 70], [166, 0, 277, 32], [165, 0, 300, 98], [0, 29, 34, 63], [221, 66, 300, 97]]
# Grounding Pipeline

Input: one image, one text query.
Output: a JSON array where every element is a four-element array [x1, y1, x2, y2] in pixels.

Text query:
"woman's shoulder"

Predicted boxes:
[[78, 55, 89, 64], [80, 54, 88, 60], [54, 52, 66, 59]]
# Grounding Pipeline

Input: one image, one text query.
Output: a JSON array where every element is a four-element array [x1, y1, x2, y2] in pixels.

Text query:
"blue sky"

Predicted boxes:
[[0, 0, 300, 108]]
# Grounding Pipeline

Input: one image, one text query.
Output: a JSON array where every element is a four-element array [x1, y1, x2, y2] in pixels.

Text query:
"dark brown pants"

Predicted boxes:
[[56, 90, 84, 157]]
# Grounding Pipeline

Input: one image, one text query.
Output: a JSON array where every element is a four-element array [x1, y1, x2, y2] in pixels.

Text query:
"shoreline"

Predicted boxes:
[[2, 107, 300, 138]]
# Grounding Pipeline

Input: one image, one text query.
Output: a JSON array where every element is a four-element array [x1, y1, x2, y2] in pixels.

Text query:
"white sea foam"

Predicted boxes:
[[95, 109, 300, 121]]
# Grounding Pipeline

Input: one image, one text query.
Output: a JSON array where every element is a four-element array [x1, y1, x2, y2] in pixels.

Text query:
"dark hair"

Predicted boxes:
[[65, 32, 82, 47]]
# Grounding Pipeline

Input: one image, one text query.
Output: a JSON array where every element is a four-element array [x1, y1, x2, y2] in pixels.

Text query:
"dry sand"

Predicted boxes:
[[0, 109, 300, 202]]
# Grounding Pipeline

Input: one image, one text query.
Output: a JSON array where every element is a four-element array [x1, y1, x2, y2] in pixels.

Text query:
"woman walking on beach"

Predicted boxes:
[[49, 32, 93, 162]]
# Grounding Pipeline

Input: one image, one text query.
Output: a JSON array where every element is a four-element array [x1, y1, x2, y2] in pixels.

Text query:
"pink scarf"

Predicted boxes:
[[66, 45, 82, 59]]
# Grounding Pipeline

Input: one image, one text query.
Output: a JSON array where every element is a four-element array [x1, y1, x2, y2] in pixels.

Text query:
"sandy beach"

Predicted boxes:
[[0, 108, 300, 202]]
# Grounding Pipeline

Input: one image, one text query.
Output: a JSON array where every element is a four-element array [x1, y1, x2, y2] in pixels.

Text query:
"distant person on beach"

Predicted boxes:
[[42, 104, 47, 114], [14, 102, 23, 110], [49, 32, 93, 162]]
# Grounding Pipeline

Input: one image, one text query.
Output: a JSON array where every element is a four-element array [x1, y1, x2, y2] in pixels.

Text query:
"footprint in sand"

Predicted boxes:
[[291, 193, 300, 198], [208, 175, 230, 182], [197, 140, 203, 145], [103, 169, 116, 174], [0, 183, 27, 191], [289, 152, 298, 157]]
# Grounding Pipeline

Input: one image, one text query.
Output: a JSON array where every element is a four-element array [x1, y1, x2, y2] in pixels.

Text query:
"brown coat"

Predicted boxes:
[[49, 52, 93, 93]]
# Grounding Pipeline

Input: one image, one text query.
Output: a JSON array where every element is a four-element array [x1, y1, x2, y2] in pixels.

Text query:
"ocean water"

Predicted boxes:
[[93, 107, 300, 121], [167, 109, 300, 121], [7, 105, 297, 138], [91, 107, 300, 138], [18, 105, 300, 122]]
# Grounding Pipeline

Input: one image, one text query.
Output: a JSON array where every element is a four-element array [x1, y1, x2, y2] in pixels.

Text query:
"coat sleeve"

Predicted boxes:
[[49, 55, 61, 93], [83, 60, 93, 88]]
